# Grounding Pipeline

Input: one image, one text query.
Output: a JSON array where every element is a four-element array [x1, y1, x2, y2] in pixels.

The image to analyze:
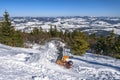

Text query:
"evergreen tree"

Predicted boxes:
[[49, 25, 53, 37], [95, 36, 106, 55], [59, 30, 63, 38], [115, 36, 120, 53], [0, 11, 23, 47], [0, 11, 13, 45], [64, 30, 68, 41], [31, 27, 40, 43], [88, 33, 96, 53], [12, 30, 24, 47], [106, 30, 115, 54], [39, 27, 43, 33], [71, 30, 89, 55], [53, 25, 57, 37]]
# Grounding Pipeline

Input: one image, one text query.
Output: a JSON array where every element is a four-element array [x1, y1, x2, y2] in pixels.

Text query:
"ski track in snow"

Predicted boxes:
[[0, 42, 120, 80]]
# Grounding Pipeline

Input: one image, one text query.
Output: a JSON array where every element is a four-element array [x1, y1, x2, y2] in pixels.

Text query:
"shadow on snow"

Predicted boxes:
[[73, 57, 120, 71]]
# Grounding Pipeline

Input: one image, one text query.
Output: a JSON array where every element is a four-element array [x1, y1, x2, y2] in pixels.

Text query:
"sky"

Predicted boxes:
[[0, 0, 120, 17]]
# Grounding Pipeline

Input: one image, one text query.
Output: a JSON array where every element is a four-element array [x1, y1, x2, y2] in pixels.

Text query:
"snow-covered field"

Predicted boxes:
[[8, 17, 120, 35], [0, 41, 120, 80]]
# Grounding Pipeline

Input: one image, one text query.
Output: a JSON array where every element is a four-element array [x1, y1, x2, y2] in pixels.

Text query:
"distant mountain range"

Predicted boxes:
[[0, 16, 120, 36]]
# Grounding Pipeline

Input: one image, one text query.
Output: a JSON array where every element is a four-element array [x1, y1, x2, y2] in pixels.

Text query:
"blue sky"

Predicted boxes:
[[0, 0, 120, 17]]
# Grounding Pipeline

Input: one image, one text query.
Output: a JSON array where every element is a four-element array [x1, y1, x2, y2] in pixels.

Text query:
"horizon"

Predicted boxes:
[[1, 15, 120, 18], [0, 0, 120, 17]]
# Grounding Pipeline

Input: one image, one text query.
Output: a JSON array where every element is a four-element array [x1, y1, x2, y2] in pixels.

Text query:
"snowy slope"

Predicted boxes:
[[0, 41, 120, 80]]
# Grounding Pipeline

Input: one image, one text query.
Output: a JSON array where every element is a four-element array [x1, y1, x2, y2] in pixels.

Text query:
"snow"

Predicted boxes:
[[10, 17, 120, 35], [92, 21, 111, 26], [0, 41, 120, 80], [103, 28, 120, 35]]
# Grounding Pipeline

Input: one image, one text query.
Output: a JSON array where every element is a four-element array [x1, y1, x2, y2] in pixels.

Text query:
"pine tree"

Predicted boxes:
[[0, 11, 23, 47], [71, 30, 89, 55], [12, 30, 24, 47], [49, 25, 53, 37], [95, 37, 106, 55], [115, 36, 120, 53], [0, 11, 13, 45], [54, 25, 57, 37], [88, 33, 96, 53], [64, 30, 68, 41], [106, 30, 115, 54], [59, 30, 63, 38], [31, 27, 40, 43], [39, 27, 43, 33]]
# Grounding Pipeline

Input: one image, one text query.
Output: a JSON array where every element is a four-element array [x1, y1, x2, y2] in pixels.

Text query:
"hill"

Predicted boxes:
[[0, 41, 120, 80]]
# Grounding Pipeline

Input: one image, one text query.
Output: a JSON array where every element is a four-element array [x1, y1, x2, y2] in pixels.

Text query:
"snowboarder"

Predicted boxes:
[[56, 46, 73, 68], [56, 47, 64, 66]]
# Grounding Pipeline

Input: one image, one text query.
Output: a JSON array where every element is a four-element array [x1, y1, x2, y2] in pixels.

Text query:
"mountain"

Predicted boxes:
[[10, 16, 120, 35], [0, 41, 120, 80], [1, 16, 120, 35]]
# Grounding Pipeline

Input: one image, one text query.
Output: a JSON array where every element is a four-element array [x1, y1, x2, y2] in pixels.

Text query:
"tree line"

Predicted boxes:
[[0, 12, 120, 59], [88, 30, 120, 59]]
